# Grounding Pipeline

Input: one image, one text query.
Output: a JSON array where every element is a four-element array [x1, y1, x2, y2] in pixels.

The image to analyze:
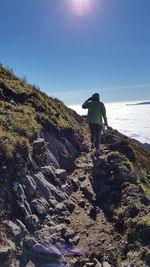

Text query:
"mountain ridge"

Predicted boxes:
[[0, 64, 150, 267], [126, 101, 150, 106]]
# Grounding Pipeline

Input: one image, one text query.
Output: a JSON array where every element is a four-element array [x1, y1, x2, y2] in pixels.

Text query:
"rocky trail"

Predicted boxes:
[[1, 122, 150, 267]]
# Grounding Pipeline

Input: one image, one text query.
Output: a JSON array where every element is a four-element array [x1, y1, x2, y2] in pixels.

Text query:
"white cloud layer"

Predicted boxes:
[[69, 100, 150, 145]]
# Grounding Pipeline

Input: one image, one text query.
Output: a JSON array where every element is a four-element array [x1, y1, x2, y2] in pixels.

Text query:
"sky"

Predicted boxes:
[[0, 0, 150, 105]]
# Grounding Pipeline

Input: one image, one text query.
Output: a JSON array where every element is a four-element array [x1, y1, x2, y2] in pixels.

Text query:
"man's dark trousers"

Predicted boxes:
[[89, 123, 102, 149]]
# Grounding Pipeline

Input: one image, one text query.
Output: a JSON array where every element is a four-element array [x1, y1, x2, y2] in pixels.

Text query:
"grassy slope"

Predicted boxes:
[[111, 128, 150, 200], [105, 128, 150, 265], [0, 64, 81, 163]]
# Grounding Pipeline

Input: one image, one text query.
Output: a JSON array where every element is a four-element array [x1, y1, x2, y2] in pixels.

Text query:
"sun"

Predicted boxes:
[[71, 0, 91, 15]]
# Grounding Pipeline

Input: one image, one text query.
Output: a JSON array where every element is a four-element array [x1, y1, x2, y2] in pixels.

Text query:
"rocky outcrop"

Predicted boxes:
[[32, 136, 78, 171], [1, 135, 82, 266], [1, 127, 150, 267]]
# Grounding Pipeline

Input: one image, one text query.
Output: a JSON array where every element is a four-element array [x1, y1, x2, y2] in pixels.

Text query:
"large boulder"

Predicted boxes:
[[44, 132, 78, 171], [41, 166, 57, 186], [30, 198, 49, 217], [4, 219, 28, 245], [54, 203, 69, 216], [33, 172, 65, 202], [20, 175, 36, 199], [25, 215, 39, 231]]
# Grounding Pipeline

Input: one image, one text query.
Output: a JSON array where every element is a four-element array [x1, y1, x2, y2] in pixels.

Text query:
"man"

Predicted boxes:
[[82, 93, 108, 154]]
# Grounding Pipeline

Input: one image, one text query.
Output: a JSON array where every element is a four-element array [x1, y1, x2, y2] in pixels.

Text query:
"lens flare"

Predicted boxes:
[[71, 0, 91, 15]]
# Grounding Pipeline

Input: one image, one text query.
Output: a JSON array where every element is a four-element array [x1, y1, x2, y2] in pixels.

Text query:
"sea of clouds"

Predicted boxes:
[[68, 101, 150, 145]]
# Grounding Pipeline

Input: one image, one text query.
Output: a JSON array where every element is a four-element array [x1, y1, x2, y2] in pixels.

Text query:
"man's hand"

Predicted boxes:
[[105, 123, 108, 129]]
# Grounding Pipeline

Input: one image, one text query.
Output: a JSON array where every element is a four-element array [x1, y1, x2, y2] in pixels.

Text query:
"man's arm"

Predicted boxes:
[[82, 97, 92, 109], [101, 103, 108, 126]]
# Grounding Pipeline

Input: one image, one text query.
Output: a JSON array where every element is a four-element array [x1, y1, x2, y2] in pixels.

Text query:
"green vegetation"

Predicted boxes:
[[105, 151, 120, 160], [0, 64, 82, 163], [138, 169, 150, 200], [111, 128, 150, 171], [113, 207, 125, 215], [105, 151, 135, 173], [128, 215, 150, 245], [0, 100, 40, 161]]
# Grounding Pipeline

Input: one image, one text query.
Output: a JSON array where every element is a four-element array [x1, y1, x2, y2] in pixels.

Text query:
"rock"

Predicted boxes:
[[79, 258, 91, 265], [64, 201, 75, 213], [71, 178, 80, 191], [4, 219, 27, 244], [68, 248, 82, 256], [33, 172, 65, 202], [20, 175, 36, 198], [23, 237, 37, 248], [36, 224, 74, 246], [61, 184, 73, 196], [31, 198, 49, 216], [79, 176, 86, 182], [32, 244, 61, 257], [55, 169, 67, 181], [20, 252, 61, 267], [35, 228, 55, 243], [80, 186, 93, 201], [15, 219, 27, 229], [0, 243, 15, 265], [33, 138, 47, 151], [53, 224, 74, 240], [49, 198, 58, 208], [79, 200, 86, 208], [120, 170, 136, 183], [94, 258, 102, 267], [26, 261, 36, 267], [28, 154, 39, 170], [21, 240, 62, 267], [69, 235, 80, 245], [86, 262, 95, 267], [102, 262, 111, 267], [110, 141, 136, 162], [48, 207, 54, 215], [13, 182, 26, 203], [13, 182, 32, 216], [25, 215, 39, 231], [54, 203, 68, 215], [45, 132, 78, 171], [61, 211, 70, 216], [64, 228, 75, 239], [45, 215, 56, 226], [64, 218, 71, 225], [41, 166, 57, 185], [93, 158, 105, 169], [46, 149, 60, 169]]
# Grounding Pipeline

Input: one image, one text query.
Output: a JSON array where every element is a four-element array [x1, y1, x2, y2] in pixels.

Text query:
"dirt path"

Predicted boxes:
[[68, 123, 117, 257]]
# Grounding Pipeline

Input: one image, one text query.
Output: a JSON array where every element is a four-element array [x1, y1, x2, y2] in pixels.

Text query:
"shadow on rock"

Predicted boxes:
[[19, 238, 63, 267], [89, 152, 137, 222]]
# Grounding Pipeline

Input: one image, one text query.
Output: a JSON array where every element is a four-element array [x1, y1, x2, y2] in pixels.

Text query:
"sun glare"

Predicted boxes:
[[71, 0, 91, 15]]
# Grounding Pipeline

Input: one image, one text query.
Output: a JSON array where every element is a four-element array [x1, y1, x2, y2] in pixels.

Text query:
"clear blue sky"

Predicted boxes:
[[0, 0, 150, 105]]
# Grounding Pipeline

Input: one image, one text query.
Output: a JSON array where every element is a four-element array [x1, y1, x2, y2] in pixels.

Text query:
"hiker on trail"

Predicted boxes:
[[82, 93, 108, 154]]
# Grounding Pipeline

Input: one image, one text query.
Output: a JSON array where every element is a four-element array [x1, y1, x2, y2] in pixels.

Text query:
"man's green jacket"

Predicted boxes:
[[82, 100, 107, 125]]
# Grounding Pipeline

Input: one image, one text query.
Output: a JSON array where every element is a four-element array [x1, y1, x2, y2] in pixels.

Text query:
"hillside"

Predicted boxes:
[[0, 65, 150, 267], [0, 64, 83, 171]]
